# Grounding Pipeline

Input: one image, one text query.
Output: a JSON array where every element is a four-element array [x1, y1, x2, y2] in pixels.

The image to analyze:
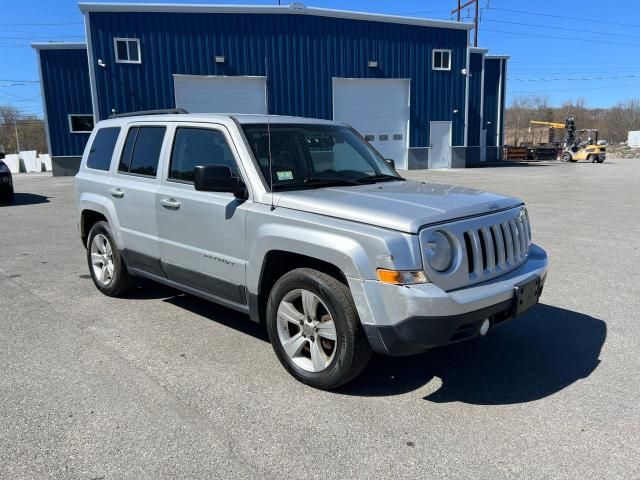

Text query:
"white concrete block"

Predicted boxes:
[[4, 154, 20, 174], [628, 131, 640, 148], [39, 154, 52, 172], [19, 150, 39, 173]]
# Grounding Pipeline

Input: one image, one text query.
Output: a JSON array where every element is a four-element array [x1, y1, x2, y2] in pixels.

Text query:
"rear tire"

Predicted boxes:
[[266, 268, 372, 390], [86, 221, 135, 297], [588, 154, 597, 163]]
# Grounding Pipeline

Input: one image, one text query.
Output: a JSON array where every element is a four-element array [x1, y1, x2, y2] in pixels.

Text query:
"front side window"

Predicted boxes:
[[86, 127, 120, 171], [118, 126, 166, 177], [433, 49, 452, 71], [169, 128, 238, 183], [114, 38, 141, 63], [242, 124, 400, 191], [69, 114, 94, 133]]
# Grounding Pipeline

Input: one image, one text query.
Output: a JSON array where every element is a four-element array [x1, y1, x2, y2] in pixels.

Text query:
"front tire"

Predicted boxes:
[[86, 221, 135, 297], [561, 152, 572, 162], [266, 268, 372, 390]]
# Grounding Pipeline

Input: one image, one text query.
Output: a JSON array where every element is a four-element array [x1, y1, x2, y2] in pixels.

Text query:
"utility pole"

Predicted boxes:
[[13, 118, 20, 153], [451, 0, 479, 47]]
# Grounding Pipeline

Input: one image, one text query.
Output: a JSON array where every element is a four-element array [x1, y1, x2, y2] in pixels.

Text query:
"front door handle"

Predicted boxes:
[[110, 188, 124, 198], [161, 198, 181, 210]]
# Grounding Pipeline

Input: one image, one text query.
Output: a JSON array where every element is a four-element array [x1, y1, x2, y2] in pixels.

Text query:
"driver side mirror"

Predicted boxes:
[[0, 152, 5, 160], [385, 158, 396, 170], [194, 164, 248, 200]]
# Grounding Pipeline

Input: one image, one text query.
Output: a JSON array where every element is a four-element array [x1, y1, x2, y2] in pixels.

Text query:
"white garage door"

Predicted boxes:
[[173, 75, 267, 114], [333, 78, 410, 169]]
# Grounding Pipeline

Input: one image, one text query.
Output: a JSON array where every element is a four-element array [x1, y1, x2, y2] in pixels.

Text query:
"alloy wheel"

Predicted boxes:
[[90, 233, 115, 286], [276, 289, 338, 372]]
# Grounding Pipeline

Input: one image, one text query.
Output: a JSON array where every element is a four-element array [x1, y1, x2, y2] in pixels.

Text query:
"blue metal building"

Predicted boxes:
[[33, 43, 93, 175], [36, 3, 509, 174], [483, 56, 509, 163]]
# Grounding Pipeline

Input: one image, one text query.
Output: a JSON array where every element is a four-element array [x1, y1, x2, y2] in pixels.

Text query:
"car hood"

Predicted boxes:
[[274, 180, 523, 233]]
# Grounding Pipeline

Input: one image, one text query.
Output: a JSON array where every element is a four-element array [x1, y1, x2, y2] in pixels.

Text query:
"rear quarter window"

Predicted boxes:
[[86, 127, 121, 171]]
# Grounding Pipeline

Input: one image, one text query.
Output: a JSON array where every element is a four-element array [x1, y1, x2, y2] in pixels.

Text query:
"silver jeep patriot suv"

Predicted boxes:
[[75, 111, 548, 389]]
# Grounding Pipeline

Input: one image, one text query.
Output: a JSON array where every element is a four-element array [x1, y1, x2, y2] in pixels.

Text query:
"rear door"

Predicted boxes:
[[155, 123, 249, 305], [110, 123, 167, 275]]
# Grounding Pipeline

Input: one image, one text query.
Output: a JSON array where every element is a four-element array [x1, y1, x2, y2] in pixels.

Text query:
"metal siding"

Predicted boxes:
[[467, 52, 483, 147], [499, 60, 507, 147], [39, 48, 92, 156], [88, 11, 468, 147], [483, 58, 500, 148]]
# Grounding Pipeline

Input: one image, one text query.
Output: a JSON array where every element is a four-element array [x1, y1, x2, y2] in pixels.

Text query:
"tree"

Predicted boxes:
[[0, 105, 47, 154]]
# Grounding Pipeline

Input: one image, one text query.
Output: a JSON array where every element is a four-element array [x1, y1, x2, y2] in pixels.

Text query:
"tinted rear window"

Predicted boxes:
[[118, 126, 166, 177], [86, 127, 120, 171]]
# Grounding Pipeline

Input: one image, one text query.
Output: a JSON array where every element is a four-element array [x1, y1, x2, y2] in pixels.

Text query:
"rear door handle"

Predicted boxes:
[[110, 188, 124, 198], [161, 198, 181, 210]]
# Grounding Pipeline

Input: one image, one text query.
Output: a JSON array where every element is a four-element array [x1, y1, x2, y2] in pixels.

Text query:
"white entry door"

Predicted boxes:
[[332, 78, 410, 169], [429, 121, 452, 169], [173, 75, 267, 114]]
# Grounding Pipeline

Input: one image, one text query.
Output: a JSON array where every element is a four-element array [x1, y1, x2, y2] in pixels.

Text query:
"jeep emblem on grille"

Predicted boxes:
[[486, 202, 499, 210]]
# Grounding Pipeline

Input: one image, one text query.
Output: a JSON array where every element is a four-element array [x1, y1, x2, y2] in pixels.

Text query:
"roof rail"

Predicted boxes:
[[108, 108, 189, 119]]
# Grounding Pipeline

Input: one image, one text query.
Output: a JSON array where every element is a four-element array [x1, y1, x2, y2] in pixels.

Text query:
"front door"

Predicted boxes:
[[429, 121, 452, 169], [156, 123, 249, 306]]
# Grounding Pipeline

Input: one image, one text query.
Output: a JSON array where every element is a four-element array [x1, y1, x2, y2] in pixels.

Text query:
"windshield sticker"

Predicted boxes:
[[276, 170, 294, 181]]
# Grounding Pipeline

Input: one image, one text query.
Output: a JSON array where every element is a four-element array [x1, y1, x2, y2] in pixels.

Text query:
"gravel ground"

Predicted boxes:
[[1, 159, 638, 479]]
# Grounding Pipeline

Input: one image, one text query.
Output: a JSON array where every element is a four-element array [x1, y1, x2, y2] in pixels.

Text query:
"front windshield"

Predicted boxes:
[[241, 123, 401, 190]]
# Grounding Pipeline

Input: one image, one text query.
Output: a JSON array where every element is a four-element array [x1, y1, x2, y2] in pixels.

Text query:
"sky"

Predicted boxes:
[[2, 0, 640, 118]]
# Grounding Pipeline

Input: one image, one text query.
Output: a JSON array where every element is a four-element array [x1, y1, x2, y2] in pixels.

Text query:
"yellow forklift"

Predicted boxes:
[[561, 117, 606, 163]]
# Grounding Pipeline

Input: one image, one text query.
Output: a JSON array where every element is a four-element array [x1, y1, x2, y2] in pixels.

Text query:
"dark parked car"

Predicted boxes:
[[0, 152, 14, 203]]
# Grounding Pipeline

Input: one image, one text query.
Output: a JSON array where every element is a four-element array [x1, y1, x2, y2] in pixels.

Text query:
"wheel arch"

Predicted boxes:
[[78, 193, 122, 248]]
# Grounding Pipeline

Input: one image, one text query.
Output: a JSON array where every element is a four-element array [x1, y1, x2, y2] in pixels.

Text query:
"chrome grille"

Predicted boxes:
[[464, 210, 530, 280], [419, 206, 532, 291]]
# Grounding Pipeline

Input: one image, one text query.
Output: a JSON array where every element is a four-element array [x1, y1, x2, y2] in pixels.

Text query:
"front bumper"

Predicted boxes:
[[354, 243, 548, 356]]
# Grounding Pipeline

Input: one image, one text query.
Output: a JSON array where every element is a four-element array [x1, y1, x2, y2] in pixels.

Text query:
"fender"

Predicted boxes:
[[78, 192, 124, 249], [246, 222, 376, 296]]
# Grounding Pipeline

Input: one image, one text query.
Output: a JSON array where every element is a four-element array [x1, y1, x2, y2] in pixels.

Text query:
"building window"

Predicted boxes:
[[114, 38, 141, 64], [68, 114, 94, 133], [432, 49, 452, 71]]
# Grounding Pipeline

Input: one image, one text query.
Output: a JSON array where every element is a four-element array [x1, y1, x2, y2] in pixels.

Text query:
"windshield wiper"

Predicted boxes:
[[303, 176, 362, 186], [272, 176, 362, 191], [356, 173, 405, 184]]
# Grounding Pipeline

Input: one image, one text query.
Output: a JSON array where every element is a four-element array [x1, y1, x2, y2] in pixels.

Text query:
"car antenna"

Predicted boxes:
[[265, 57, 275, 211]]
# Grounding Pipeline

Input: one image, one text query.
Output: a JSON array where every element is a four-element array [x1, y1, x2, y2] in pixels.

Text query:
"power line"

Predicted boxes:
[[486, 7, 640, 29], [510, 83, 640, 94], [483, 18, 640, 40], [0, 22, 83, 27], [481, 27, 640, 48], [0, 35, 84, 40], [512, 75, 640, 82]]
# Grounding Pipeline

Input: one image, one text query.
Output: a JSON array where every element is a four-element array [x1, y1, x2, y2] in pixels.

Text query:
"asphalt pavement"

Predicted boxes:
[[1, 159, 638, 479]]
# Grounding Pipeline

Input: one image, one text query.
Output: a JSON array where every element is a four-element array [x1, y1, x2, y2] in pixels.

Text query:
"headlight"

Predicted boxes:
[[523, 208, 532, 246], [424, 230, 454, 272]]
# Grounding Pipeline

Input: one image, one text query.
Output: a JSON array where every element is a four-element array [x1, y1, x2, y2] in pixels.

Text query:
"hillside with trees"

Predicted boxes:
[[505, 96, 640, 146]]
